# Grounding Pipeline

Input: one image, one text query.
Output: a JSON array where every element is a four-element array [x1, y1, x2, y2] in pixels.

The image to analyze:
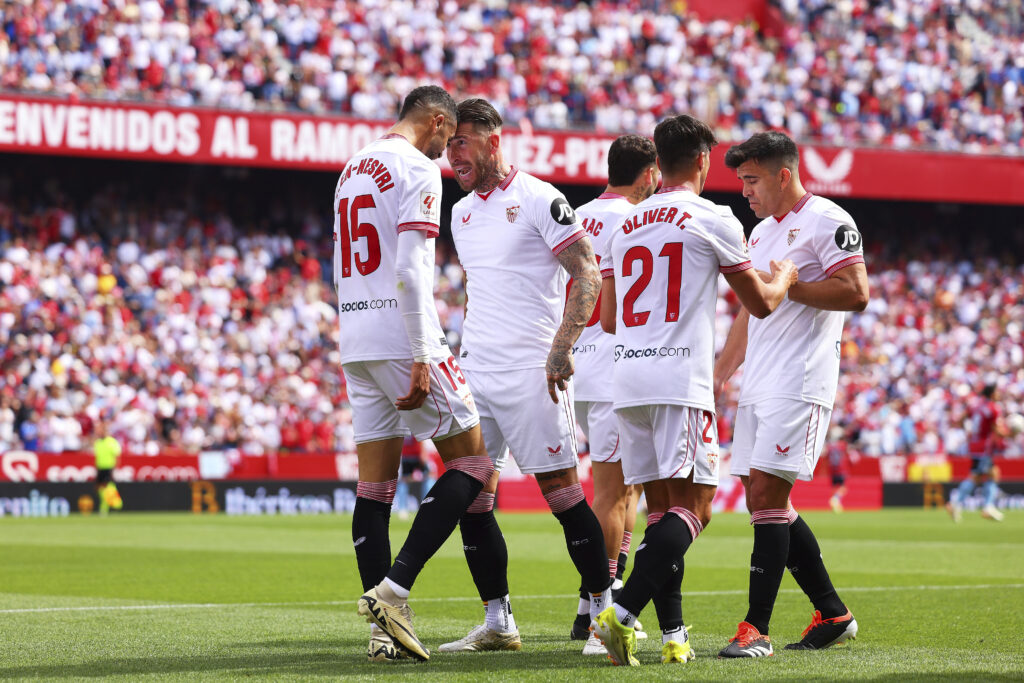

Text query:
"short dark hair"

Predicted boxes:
[[399, 85, 457, 123], [607, 135, 657, 186], [456, 98, 503, 132], [724, 131, 800, 171], [652, 114, 718, 175]]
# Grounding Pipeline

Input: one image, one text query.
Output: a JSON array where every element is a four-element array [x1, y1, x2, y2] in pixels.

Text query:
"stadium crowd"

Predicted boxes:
[[1, 182, 1022, 458], [1, 0, 1022, 154]]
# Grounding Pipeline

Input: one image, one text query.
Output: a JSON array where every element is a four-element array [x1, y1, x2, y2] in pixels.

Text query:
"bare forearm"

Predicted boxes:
[[789, 279, 867, 311], [553, 269, 599, 352], [714, 308, 749, 387]]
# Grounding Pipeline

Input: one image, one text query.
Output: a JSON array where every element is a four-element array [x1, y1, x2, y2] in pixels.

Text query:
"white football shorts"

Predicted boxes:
[[576, 400, 620, 464], [343, 355, 479, 444], [729, 399, 831, 484], [614, 404, 720, 486], [463, 367, 578, 474]]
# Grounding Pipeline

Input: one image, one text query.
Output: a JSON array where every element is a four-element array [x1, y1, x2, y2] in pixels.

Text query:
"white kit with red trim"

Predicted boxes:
[[740, 193, 866, 409], [452, 167, 587, 371], [599, 187, 750, 411], [572, 192, 635, 403], [333, 134, 449, 363]]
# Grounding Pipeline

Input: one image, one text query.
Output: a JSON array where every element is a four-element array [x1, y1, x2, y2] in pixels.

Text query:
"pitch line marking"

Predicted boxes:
[[1, 583, 1021, 615]]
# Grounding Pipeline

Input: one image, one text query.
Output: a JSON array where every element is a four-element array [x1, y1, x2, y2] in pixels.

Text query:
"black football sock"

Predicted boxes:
[[352, 496, 392, 592], [386, 469, 484, 590], [460, 510, 509, 601], [616, 551, 628, 581], [744, 521, 790, 635], [787, 515, 847, 619], [616, 515, 692, 617], [652, 556, 684, 633], [553, 499, 613, 593]]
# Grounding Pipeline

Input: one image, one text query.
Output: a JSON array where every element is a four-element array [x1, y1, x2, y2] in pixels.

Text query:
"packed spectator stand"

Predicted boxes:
[[1, 170, 1022, 460], [1, 0, 1022, 154]]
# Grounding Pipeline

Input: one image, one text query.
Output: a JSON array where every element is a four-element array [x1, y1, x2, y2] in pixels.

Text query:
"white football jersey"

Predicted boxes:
[[452, 168, 587, 371], [739, 193, 865, 409], [600, 187, 751, 411], [572, 192, 635, 402], [333, 134, 449, 363]]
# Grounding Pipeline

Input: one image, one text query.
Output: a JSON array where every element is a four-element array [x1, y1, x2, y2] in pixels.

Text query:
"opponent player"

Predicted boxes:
[[341, 86, 496, 663], [569, 134, 658, 654], [947, 383, 1005, 522], [440, 98, 612, 653], [590, 114, 798, 666], [714, 131, 869, 657]]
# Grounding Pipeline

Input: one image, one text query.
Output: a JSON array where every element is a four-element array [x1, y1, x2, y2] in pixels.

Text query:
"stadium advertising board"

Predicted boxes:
[[2, 94, 1022, 205], [0, 480, 358, 516]]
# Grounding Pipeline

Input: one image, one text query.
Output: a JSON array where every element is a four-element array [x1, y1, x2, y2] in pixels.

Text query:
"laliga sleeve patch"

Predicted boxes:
[[834, 224, 862, 252], [550, 197, 577, 225], [420, 191, 440, 221]]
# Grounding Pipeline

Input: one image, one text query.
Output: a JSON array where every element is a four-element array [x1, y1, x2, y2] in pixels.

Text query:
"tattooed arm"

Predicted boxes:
[[546, 236, 601, 403]]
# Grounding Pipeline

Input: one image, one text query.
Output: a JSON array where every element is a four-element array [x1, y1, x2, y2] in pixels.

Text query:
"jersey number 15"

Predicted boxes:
[[336, 194, 382, 277]]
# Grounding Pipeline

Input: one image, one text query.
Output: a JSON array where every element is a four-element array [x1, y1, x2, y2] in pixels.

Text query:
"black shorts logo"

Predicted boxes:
[[550, 197, 577, 226], [834, 224, 862, 252]]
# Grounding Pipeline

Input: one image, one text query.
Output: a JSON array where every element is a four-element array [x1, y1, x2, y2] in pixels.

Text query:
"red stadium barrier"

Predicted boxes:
[[2, 94, 1023, 205]]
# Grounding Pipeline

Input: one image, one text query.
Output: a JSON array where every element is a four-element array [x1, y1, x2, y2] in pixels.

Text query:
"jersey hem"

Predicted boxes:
[[552, 230, 587, 255], [398, 221, 440, 238], [738, 394, 834, 410], [720, 260, 753, 274], [612, 398, 714, 412], [824, 254, 865, 277]]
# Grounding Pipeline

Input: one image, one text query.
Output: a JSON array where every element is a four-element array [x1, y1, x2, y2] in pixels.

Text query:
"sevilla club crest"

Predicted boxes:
[[787, 228, 800, 246], [506, 205, 520, 223]]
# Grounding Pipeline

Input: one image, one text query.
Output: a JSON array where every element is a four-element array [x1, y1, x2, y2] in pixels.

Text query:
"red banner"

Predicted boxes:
[[0, 451, 200, 482], [2, 94, 1022, 205]]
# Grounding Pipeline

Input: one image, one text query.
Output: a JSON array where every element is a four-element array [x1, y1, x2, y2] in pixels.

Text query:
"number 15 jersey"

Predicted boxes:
[[599, 187, 751, 412], [333, 134, 449, 364]]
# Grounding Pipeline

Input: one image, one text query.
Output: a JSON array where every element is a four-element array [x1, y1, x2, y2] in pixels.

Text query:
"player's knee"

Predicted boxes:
[[466, 490, 495, 514], [544, 483, 585, 514]]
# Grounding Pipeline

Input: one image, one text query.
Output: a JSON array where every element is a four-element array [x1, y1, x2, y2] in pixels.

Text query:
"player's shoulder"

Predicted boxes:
[[514, 169, 561, 199], [687, 194, 744, 233], [805, 194, 855, 227], [451, 192, 474, 214]]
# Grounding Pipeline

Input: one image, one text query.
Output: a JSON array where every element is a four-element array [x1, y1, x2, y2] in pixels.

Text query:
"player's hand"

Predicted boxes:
[[770, 259, 799, 286], [396, 362, 431, 410], [545, 347, 575, 404], [713, 374, 727, 404]]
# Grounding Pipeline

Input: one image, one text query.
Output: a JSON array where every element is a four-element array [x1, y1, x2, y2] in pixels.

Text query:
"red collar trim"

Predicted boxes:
[[656, 185, 695, 195], [380, 133, 407, 140], [773, 192, 813, 223], [499, 166, 518, 190], [476, 167, 517, 201], [598, 191, 627, 199]]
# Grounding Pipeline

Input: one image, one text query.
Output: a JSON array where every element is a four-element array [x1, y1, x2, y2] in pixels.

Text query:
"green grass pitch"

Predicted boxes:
[[1, 509, 1022, 681]]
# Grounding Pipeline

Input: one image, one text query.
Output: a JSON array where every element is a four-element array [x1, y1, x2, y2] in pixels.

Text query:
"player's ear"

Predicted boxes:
[[778, 166, 792, 188], [489, 131, 501, 154]]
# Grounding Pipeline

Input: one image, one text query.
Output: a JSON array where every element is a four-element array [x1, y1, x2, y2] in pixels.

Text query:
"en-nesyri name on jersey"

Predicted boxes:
[[740, 193, 865, 409], [572, 192, 634, 402], [333, 134, 448, 363], [600, 187, 751, 411], [452, 167, 587, 371]]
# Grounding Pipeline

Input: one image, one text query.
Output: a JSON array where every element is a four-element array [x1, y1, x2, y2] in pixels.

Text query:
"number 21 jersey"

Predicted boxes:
[[599, 188, 751, 411], [333, 134, 448, 363]]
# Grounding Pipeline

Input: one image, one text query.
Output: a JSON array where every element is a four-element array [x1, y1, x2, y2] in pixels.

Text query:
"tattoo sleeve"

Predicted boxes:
[[549, 236, 601, 364]]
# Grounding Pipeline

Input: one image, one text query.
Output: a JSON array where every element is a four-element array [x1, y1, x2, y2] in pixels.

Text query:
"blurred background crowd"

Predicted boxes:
[[1, 0, 1022, 153], [1, 169, 1022, 458]]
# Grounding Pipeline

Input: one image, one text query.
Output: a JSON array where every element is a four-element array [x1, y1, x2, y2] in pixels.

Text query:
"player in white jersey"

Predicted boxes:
[[343, 87, 497, 664], [569, 135, 658, 651], [714, 132, 869, 658], [589, 115, 798, 667], [439, 98, 612, 654]]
